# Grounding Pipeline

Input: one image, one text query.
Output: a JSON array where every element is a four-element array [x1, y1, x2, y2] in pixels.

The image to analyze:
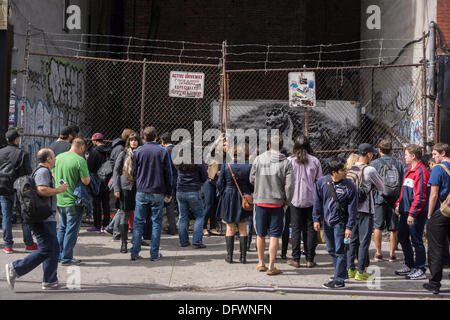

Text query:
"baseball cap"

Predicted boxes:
[[358, 143, 377, 155], [91, 132, 104, 141], [5, 129, 20, 143]]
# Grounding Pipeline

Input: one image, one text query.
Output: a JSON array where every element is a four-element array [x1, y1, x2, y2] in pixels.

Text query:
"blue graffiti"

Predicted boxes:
[[15, 95, 72, 166], [398, 120, 422, 145]]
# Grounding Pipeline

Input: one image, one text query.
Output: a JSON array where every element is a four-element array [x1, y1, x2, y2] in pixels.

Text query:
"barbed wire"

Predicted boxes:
[[226, 56, 422, 65], [30, 43, 222, 61], [21, 29, 429, 66]]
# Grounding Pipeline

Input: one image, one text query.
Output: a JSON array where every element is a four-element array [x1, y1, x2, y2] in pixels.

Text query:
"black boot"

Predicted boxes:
[[120, 224, 128, 253], [225, 236, 234, 263], [247, 234, 252, 251], [240, 236, 248, 264]]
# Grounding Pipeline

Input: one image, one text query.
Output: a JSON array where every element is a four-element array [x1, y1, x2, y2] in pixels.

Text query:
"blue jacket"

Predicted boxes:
[[89, 172, 100, 196], [133, 142, 172, 195], [312, 176, 358, 230], [176, 163, 208, 193], [74, 180, 92, 215]]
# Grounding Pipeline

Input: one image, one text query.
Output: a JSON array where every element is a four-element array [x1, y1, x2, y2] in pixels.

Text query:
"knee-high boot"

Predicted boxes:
[[120, 224, 128, 253], [240, 236, 248, 264], [225, 236, 234, 263], [247, 234, 252, 251]]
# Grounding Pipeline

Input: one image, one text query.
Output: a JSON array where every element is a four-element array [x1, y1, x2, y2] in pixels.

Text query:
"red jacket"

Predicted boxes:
[[395, 161, 430, 217]]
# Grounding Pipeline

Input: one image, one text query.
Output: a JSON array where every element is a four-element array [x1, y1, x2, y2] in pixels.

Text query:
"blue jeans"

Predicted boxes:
[[323, 222, 348, 284], [57, 206, 83, 264], [177, 191, 205, 246], [130, 192, 164, 260], [398, 213, 427, 270], [1, 194, 34, 247], [12, 221, 59, 284], [202, 181, 218, 230]]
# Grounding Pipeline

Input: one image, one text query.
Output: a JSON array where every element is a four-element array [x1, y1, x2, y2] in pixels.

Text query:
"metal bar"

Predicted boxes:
[[29, 52, 219, 68], [226, 63, 423, 73], [20, 23, 31, 147], [304, 107, 309, 137], [22, 133, 113, 143], [219, 41, 226, 132], [435, 96, 440, 143], [140, 59, 147, 135], [218, 69, 224, 133], [225, 73, 230, 130], [315, 147, 407, 154], [422, 32, 428, 150]]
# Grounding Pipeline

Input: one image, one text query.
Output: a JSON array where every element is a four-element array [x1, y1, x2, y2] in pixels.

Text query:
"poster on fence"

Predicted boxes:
[[169, 71, 205, 99], [288, 72, 316, 107]]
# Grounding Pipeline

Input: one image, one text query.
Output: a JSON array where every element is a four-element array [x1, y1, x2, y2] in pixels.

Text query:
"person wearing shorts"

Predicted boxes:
[[370, 139, 404, 262], [249, 136, 294, 276]]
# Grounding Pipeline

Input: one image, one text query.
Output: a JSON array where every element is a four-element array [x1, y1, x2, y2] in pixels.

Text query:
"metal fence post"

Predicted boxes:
[[140, 58, 147, 135], [20, 23, 31, 147], [219, 41, 227, 132], [422, 32, 428, 151]]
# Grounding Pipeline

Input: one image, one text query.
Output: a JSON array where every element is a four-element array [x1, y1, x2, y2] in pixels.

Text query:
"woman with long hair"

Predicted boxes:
[[217, 143, 253, 264], [112, 132, 142, 253], [287, 135, 322, 268]]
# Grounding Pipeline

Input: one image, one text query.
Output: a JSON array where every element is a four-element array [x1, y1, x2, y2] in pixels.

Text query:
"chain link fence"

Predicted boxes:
[[18, 50, 426, 169]]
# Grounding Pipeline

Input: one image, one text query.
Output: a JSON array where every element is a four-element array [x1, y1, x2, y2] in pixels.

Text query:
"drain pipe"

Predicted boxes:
[[429, 21, 438, 144]]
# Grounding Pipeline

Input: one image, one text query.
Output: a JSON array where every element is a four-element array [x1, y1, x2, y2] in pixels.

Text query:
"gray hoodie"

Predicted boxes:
[[249, 150, 294, 205]]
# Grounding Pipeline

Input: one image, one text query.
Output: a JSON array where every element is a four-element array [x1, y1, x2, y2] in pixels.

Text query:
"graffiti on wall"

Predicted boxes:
[[16, 57, 85, 165], [373, 84, 422, 146], [45, 57, 85, 112], [16, 95, 80, 165]]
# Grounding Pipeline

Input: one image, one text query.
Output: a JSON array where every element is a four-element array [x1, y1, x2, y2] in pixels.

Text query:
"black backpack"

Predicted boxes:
[[97, 155, 113, 183], [14, 167, 53, 224], [379, 158, 401, 201], [0, 158, 16, 196]]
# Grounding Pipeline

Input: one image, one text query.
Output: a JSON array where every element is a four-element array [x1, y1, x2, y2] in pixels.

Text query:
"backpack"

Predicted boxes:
[[13, 167, 53, 224], [379, 158, 401, 201], [437, 164, 450, 218], [0, 159, 16, 196], [346, 164, 368, 203], [0, 147, 22, 196], [97, 155, 113, 183]]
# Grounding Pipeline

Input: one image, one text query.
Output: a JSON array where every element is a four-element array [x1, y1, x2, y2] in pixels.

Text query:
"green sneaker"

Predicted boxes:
[[355, 271, 375, 281], [348, 268, 357, 278]]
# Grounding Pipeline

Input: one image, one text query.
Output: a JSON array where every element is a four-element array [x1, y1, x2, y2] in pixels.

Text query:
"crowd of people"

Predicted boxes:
[[0, 125, 449, 294]]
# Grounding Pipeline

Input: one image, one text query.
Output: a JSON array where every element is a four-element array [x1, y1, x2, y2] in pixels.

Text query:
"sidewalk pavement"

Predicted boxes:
[[0, 225, 449, 297]]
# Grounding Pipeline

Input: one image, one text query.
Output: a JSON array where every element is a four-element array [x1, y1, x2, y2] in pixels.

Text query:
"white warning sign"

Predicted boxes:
[[169, 71, 205, 99]]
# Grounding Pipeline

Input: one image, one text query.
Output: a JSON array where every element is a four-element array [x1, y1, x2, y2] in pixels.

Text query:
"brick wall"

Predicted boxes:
[[437, 0, 450, 52], [123, 0, 360, 53]]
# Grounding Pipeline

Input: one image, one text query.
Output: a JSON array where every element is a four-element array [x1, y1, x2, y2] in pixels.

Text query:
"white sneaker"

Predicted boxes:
[[395, 264, 411, 276], [406, 268, 427, 280], [5, 264, 16, 291]]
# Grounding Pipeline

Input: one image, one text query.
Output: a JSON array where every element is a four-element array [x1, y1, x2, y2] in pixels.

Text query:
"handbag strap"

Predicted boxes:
[[227, 163, 246, 202], [325, 175, 345, 214]]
